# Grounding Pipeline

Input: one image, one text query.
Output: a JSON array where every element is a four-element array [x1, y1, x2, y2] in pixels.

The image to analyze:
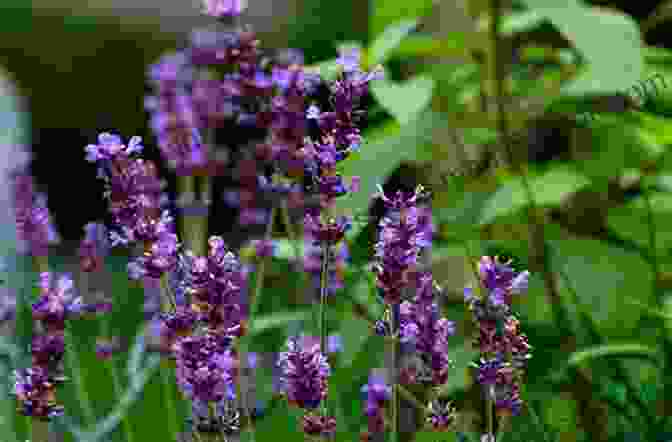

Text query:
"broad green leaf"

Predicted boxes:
[[568, 344, 661, 367], [368, 18, 418, 66], [336, 304, 372, 368], [479, 166, 590, 225], [370, 0, 435, 39], [549, 238, 654, 338], [635, 111, 672, 158], [607, 192, 672, 257], [521, 1, 643, 96], [370, 74, 435, 125], [331, 334, 385, 433], [334, 110, 443, 216]]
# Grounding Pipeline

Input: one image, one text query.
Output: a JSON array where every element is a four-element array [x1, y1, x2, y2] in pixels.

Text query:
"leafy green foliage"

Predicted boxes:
[[478, 166, 590, 225]]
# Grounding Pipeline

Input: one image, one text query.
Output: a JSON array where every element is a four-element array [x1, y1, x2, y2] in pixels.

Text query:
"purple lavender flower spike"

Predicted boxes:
[[174, 332, 238, 406], [12, 171, 60, 257], [277, 337, 330, 409]]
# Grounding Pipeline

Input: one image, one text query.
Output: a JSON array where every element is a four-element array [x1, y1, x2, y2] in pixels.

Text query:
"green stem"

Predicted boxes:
[[100, 318, 135, 442], [396, 384, 425, 412], [158, 274, 180, 440], [280, 200, 302, 263], [390, 309, 398, 442], [159, 275, 177, 314], [486, 386, 494, 438], [238, 204, 277, 442], [177, 175, 207, 257], [31, 419, 49, 442], [319, 243, 330, 420]]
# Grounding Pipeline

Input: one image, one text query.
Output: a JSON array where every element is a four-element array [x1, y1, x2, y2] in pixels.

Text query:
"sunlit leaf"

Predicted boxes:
[[368, 18, 418, 66]]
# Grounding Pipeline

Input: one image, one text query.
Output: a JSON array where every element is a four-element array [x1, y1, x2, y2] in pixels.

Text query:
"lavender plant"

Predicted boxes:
[[3, 1, 543, 442]]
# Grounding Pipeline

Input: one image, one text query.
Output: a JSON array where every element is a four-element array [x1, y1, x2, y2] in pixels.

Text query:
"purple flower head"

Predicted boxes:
[[304, 214, 352, 245], [327, 334, 342, 354], [32, 273, 85, 330], [426, 398, 456, 431], [360, 373, 390, 435], [174, 332, 238, 404], [79, 222, 109, 273], [183, 236, 245, 335], [12, 171, 60, 256], [304, 236, 349, 296], [306, 105, 321, 120], [301, 412, 337, 438], [475, 355, 506, 385], [31, 334, 65, 369], [278, 337, 330, 409], [251, 239, 276, 258], [13, 366, 62, 418], [477, 256, 529, 308], [203, 0, 245, 18], [84, 133, 143, 163], [373, 186, 431, 305], [95, 337, 121, 360], [336, 47, 361, 73], [127, 231, 180, 280], [158, 306, 198, 342], [360, 373, 391, 411]]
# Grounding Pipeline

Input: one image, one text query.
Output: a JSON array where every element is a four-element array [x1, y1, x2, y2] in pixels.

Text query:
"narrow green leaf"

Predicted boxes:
[[126, 324, 148, 377], [250, 310, 312, 335], [368, 19, 418, 66], [568, 344, 661, 367]]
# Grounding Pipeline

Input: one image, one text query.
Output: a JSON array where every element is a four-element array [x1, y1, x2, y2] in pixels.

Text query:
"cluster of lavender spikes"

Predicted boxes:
[[3, 1, 536, 441]]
